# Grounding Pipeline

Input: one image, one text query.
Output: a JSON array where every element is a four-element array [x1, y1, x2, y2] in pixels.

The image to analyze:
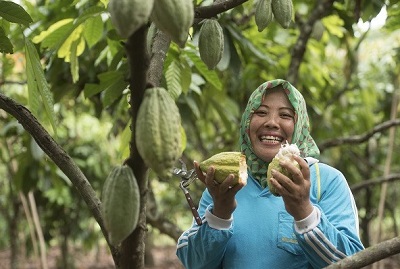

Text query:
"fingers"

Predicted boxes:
[[278, 155, 309, 184], [193, 161, 206, 182], [193, 161, 245, 195], [293, 155, 310, 180], [269, 156, 310, 196]]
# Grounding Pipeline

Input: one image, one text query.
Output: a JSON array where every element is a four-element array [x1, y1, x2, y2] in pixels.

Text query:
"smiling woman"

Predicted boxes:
[[176, 79, 364, 269], [248, 86, 296, 163]]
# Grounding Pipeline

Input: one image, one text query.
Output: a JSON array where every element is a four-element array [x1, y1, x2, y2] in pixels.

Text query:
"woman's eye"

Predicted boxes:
[[281, 113, 293, 119], [254, 110, 267, 116]]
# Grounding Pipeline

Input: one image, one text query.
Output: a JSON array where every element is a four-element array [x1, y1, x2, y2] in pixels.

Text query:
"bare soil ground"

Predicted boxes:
[[0, 245, 184, 269]]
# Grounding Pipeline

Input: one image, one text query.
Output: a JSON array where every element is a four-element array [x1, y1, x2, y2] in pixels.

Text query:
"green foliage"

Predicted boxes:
[[1, 0, 400, 262], [0, 0, 33, 53]]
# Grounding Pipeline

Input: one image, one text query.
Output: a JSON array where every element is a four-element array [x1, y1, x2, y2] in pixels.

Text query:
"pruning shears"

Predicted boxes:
[[173, 160, 202, 226]]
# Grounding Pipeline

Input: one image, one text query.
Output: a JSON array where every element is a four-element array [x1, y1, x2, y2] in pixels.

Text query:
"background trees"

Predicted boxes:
[[0, 0, 399, 268]]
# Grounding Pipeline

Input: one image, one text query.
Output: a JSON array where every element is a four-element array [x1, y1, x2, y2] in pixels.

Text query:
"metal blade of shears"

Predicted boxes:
[[172, 161, 202, 226]]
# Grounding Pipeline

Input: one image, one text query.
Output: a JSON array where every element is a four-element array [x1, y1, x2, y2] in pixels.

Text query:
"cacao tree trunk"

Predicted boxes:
[[117, 25, 150, 269]]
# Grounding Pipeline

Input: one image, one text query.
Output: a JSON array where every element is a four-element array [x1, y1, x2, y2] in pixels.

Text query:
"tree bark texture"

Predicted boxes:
[[324, 236, 400, 269]]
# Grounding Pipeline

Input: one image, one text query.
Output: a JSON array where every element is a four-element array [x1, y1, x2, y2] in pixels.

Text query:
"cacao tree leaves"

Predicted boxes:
[[0, 0, 32, 53], [0, 27, 12, 53], [83, 15, 104, 49], [185, 49, 222, 90], [25, 39, 57, 134], [32, 6, 105, 82], [83, 71, 128, 108], [0, 0, 32, 26]]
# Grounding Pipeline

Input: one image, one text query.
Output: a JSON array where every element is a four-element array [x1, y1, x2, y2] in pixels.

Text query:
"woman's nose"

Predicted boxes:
[[263, 113, 279, 128]]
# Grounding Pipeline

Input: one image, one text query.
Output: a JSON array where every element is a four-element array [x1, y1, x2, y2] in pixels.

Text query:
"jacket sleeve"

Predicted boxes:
[[294, 164, 364, 268], [176, 189, 233, 269]]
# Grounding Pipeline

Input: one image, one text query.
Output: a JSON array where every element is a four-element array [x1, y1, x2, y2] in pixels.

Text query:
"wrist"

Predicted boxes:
[[292, 202, 314, 221], [212, 207, 233, 220]]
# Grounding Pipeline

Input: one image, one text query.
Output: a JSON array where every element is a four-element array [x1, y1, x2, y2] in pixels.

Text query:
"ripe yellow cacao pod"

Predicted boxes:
[[101, 165, 140, 246], [255, 0, 273, 32], [108, 0, 154, 38], [267, 143, 300, 196], [200, 152, 248, 185], [151, 0, 194, 47], [271, 0, 294, 29], [135, 87, 182, 179], [198, 18, 224, 70]]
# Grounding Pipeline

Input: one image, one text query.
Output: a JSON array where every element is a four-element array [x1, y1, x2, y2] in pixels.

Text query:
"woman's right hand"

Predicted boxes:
[[194, 161, 245, 219]]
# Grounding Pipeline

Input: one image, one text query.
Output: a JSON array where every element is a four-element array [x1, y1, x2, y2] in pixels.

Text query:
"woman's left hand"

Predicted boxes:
[[269, 155, 314, 220]]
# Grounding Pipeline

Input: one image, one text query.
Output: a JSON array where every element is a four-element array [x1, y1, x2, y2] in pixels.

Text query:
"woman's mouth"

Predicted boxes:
[[259, 135, 283, 143]]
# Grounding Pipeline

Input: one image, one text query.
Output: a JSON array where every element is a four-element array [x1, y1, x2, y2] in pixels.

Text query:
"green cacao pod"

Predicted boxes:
[[267, 143, 300, 196], [108, 0, 154, 38], [271, 0, 293, 29], [255, 0, 274, 32], [199, 152, 248, 185], [151, 0, 194, 47], [135, 87, 182, 179], [101, 165, 140, 246], [198, 19, 224, 70]]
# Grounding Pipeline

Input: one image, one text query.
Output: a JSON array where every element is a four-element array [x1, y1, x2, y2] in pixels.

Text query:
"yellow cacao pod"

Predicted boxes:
[[151, 0, 194, 47], [267, 143, 300, 196], [255, 0, 273, 32], [198, 18, 224, 70], [101, 165, 140, 246], [108, 0, 154, 38], [271, 0, 293, 29], [135, 87, 182, 179], [199, 152, 248, 185]]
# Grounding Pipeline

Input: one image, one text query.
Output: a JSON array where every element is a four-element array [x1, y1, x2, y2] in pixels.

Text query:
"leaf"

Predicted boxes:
[[225, 24, 274, 64], [32, 6, 104, 53], [0, 26, 13, 53], [166, 60, 183, 100], [58, 25, 85, 61], [70, 38, 79, 83], [118, 120, 131, 160], [183, 95, 200, 119], [0, 0, 33, 26], [185, 50, 222, 90], [73, 6, 105, 26], [83, 15, 104, 48], [180, 58, 192, 95], [102, 79, 128, 107], [216, 30, 231, 71], [83, 71, 126, 98], [32, 18, 74, 49], [30, 137, 45, 160], [180, 125, 187, 154], [322, 15, 345, 38], [25, 39, 57, 134]]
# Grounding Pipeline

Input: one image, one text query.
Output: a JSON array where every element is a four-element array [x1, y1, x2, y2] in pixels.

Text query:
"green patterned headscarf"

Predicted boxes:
[[239, 79, 320, 188]]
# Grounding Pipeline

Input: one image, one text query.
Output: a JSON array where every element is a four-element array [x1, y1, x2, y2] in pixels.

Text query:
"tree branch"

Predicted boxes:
[[0, 92, 118, 258], [147, 29, 171, 87], [351, 173, 400, 194], [318, 119, 400, 152], [324, 236, 400, 269], [287, 0, 335, 85], [194, 0, 249, 19], [147, 214, 183, 242]]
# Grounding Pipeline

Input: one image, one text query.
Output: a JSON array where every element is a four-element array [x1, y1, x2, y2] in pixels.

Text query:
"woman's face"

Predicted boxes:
[[249, 89, 296, 162]]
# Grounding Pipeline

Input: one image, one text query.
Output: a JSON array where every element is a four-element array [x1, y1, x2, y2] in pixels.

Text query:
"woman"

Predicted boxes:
[[176, 79, 364, 268]]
